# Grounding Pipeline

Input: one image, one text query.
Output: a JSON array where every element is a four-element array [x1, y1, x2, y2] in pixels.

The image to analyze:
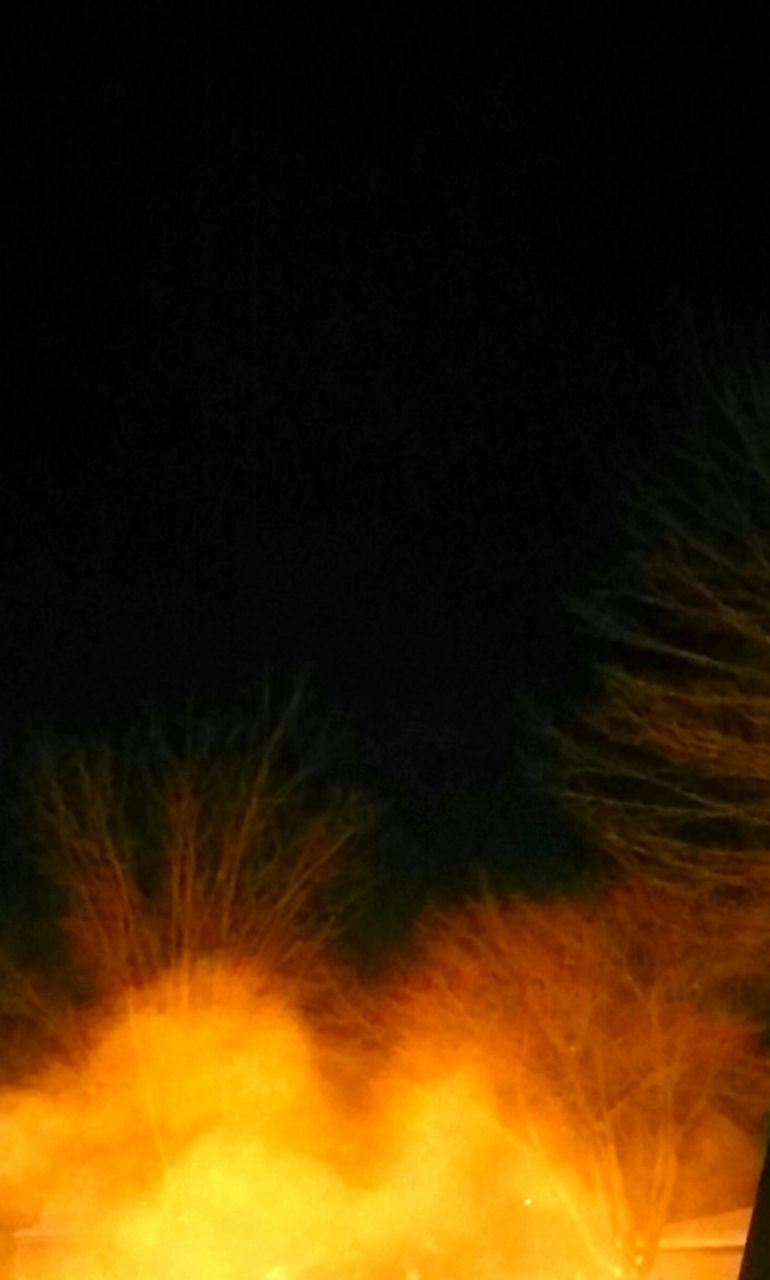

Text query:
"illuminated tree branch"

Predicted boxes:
[[379, 882, 770, 1278]]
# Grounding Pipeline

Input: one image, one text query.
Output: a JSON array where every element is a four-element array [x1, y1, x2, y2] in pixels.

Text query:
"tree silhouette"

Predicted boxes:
[[546, 367, 770, 927], [379, 881, 770, 1278], [10, 682, 371, 1029]]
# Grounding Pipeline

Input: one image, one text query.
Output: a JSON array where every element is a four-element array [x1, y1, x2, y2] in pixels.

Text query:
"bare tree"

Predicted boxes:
[[541, 366, 770, 917], [22, 680, 371, 1011], [379, 881, 770, 1278]]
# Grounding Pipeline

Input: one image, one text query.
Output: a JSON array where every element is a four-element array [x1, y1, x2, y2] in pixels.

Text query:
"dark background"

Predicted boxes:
[[5, 11, 770, 901]]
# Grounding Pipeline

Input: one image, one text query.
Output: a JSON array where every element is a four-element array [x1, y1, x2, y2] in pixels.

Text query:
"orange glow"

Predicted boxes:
[[0, 960, 622, 1279]]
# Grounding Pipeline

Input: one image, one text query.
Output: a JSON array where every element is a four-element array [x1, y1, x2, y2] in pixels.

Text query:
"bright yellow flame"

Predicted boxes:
[[0, 962, 620, 1279]]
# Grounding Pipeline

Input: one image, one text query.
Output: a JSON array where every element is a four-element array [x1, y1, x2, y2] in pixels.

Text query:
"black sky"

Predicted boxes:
[[5, 12, 770, 884]]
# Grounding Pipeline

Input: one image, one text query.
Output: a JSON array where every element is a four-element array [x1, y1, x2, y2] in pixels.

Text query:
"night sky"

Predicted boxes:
[[6, 13, 770, 891]]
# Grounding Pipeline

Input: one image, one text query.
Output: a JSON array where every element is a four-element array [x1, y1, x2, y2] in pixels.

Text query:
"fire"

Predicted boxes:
[[0, 962, 626, 1279]]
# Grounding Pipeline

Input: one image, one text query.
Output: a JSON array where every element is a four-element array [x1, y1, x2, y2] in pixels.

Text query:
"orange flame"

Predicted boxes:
[[0, 962, 625, 1279]]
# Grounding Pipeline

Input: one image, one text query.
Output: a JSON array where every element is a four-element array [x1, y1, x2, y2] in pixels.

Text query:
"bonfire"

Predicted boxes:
[[1, 961, 631, 1280]]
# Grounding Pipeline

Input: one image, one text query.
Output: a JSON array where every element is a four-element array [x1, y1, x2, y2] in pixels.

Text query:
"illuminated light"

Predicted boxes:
[[0, 960, 627, 1279]]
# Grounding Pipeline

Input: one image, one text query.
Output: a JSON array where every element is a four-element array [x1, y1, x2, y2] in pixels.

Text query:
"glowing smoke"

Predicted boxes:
[[0, 961, 617, 1280]]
